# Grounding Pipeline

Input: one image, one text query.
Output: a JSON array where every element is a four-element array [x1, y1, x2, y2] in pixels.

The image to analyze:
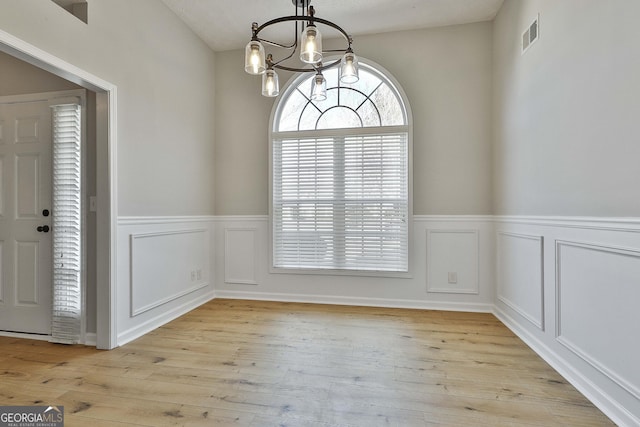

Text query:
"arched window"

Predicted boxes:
[[271, 60, 411, 273]]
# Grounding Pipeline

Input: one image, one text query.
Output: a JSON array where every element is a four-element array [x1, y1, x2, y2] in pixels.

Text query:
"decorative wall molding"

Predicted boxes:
[[414, 215, 494, 222], [111, 213, 640, 425], [496, 231, 545, 330], [494, 306, 639, 427], [212, 215, 268, 222], [494, 215, 640, 232], [119, 215, 216, 226], [117, 217, 215, 349], [129, 228, 210, 317], [117, 290, 215, 346], [556, 239, 640, 401], [224, 227, 259, 285], [426, 229, 479, 294], [215, 289, 493, 313]]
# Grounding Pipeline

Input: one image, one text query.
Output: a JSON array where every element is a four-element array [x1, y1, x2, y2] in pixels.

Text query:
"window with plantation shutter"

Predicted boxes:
[[272, 61, 411, 273], [51, 102, 83, 344]]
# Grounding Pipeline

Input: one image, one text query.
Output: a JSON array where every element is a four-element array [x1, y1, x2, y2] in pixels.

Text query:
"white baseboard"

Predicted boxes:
[[83, 332, 97, 346], [0, 331, 51, 342], [214, 290, 493, 313], [494, 306, 640, 427], [117, 290, 215, 346]]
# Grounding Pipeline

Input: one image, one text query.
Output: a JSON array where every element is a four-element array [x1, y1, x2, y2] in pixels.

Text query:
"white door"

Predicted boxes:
[[0, 99, 53, 334]]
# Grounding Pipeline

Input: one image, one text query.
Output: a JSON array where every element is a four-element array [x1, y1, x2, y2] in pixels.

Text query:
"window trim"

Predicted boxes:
[[268, 57, 414, 278]]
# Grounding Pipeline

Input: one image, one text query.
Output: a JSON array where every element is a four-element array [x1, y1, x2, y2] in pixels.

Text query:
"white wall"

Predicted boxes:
[[215, 22, 493, 215], [0, 0, 218, 341], [0, 0, 216, 216], [493, 0, 640, 216], [493, 1, 640, 424]]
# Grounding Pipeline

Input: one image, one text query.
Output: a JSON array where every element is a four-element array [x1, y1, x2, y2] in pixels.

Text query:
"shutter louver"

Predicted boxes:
[[50, 103, 82, 344]]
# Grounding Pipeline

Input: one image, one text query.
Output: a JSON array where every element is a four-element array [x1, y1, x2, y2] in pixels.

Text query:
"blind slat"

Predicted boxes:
[[51, 103, 82, 344], [273, 133, 408, 272]]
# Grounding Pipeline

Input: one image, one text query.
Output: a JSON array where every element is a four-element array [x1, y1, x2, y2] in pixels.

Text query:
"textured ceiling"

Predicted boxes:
[[161, 0, 504, 52]]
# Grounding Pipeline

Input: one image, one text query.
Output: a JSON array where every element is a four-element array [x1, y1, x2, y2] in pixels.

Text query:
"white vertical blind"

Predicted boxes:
[[50, 103, 82, 344], [273, 132, 408, 272]]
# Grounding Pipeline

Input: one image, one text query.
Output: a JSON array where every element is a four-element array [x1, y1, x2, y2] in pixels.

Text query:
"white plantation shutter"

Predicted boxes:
[[50, 103, 82, 344], [273, 132, 408, 272]]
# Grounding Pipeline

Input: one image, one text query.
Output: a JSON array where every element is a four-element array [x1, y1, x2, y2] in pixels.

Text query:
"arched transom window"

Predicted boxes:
[[271, 60, 411, 273], [276, 65, 406, 131]]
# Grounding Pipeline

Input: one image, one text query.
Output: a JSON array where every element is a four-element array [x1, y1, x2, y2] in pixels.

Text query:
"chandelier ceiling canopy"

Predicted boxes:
[[244, 0, 360, 98]]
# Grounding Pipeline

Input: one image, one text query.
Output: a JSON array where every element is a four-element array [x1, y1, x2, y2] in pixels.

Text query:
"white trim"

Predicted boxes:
[[209, 215, 496, 224], [215, 290, 493, 313], [415, 215, 494, 222], [496, 231, 545, 330], [0, 331, 51, 342], [273, 125, 410, 139], [129, 228, 210, 317], [212, 215, 268, 222], [426, 229, 480, 294], [494, 215, 640, 232], [118, 215, 216, 225], [117, 290, 215, 346], [224, 227, 259, 285], [83, 332, 97, 347], [494, 306, 640, 427], [555, 239, 640, 401]]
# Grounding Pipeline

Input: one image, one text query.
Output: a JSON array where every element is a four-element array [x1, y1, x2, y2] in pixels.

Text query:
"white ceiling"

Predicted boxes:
[[161, 0, 504, 52]]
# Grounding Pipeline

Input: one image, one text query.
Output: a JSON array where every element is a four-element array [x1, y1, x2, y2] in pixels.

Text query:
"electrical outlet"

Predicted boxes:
[[190, 270, 196, 281], [447, 272, 458, 284], [196, 269, 202, 280]]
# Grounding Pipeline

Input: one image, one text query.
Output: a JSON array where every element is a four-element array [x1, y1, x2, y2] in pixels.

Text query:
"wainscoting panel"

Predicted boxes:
[[556, 240, 640, 400], [494, 216, 640, 427], [496, 231, 544, 330], [214, 216, 495, 313], [224, 227, 258, 285], [116, 216, 215, 346], [130, 228, 209, 316], [427, 229, 479, 294]]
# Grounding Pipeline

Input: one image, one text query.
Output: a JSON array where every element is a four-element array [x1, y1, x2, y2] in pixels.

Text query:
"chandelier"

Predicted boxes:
[[244, 0, 360, 98]]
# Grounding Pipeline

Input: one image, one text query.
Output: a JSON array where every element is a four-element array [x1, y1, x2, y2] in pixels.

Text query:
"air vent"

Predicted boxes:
[[522, 15, 539, 53]]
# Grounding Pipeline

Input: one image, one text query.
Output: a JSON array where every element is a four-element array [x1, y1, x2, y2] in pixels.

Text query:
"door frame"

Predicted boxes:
[[0, 29, 118, 349]]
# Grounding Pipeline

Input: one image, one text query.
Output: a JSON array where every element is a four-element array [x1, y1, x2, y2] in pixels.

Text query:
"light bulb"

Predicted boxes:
[[300, 24, 323, 64], [311, 73, 327, 101], [245, 40, 265, 75], [262, 69, 279, 97], [340, 51, 359, 84]]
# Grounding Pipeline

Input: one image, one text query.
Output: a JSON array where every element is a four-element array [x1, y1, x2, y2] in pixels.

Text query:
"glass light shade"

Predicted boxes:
[[311, 73, 327, 101], [300, 24, 323, 64], [262, 69, 280, 97], [340, 51, 359, 84], [244, 40, 266, 75]]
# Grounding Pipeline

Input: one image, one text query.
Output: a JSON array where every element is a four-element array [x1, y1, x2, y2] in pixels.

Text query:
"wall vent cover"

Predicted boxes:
[[522, 15, 539, 53]]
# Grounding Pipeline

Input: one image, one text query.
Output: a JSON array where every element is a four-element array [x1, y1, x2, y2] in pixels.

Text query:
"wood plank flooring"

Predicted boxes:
[[0, 299, 615, 426]]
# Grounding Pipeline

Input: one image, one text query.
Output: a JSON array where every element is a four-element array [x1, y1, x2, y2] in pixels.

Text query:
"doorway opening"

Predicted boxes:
[[0, 28, 117, 349]]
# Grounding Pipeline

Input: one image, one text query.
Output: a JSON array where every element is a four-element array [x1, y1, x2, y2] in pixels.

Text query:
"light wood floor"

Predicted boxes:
[[0, 299, 614, 426]]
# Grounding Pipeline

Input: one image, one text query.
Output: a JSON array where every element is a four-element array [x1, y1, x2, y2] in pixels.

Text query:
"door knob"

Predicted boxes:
[[37, 225, 50, 233], [43, 209, 50, 217]]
